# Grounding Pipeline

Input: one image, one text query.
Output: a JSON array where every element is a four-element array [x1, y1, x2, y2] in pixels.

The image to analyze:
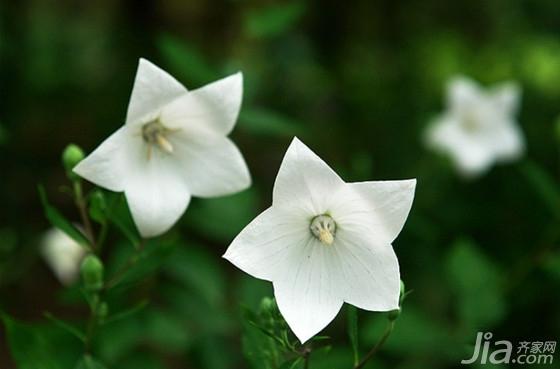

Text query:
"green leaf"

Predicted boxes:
[[105, 194, 141, 248], [157, 33, 218, 85], [347, 305, 359, 366], [239, 108, 303, 137], [1, 312, 62, 369], [37, 185, 90, 248], [74, 355, 107, 369], [520, 160, 560, 219], [164, 245, 226, 306], [446, 239, 506, 329], [245, 2, 306, 38], [44, 312, 86, 342], [102, 300, 148, 325], [184, 189, 258, 242]]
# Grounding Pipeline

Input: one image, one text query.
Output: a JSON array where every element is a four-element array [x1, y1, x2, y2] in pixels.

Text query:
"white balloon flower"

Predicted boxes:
[[425, 76, 524, 177], [41, 228, 86, 286], [74, 58, 251, 237], [224, 138, 416, 343]]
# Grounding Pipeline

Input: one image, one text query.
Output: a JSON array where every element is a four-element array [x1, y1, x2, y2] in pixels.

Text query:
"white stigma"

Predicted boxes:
[[142, 119, 174, 157], [310, 215, 336, 245]]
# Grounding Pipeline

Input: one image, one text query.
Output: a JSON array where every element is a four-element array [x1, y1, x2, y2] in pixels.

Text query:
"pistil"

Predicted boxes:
[[310, 215, 336, 245]]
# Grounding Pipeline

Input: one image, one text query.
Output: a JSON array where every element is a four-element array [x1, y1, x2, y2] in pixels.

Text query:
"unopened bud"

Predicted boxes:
[[80, 254, 104, 291], [62, 144, 84, 181], [388, 308, 401, 321]]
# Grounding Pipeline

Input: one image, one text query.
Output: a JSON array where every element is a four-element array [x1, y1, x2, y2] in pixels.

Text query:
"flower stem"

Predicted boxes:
[[353, 320, 394, 369], [302, 346, 311, 369], [84, 293, 100, 353], [73, 181, 96, 248]]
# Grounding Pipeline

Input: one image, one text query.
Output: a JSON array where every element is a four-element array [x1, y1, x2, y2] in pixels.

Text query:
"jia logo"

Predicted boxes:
[[461, 332, 556, 365]]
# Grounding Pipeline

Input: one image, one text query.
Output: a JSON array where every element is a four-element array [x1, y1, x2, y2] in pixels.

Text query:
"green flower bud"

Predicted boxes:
[[62, 144, 85, 181], [89, 190, 107, 223], [400, 280, 406, 298], [97, 302, 109, 320], [80, 254, 104, 291], [259, 296, 276, 314], [388, 308, 401, 321]]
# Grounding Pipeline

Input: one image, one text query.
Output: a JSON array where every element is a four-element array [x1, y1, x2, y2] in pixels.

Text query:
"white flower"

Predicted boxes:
[[425, 76, 524, 177], [41, 228, 86, 286], [223, 138, 416, 343], [74, 58, 251, 237]]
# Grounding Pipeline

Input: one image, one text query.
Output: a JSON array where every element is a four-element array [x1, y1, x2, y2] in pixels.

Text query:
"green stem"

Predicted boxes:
[[84, 293, 100, 353], [354, 321, 394, 369], [73, 181, 96, 248]]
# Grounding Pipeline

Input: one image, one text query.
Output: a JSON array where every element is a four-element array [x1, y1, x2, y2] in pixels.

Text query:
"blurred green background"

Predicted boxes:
[[1, 0, 559, 368]]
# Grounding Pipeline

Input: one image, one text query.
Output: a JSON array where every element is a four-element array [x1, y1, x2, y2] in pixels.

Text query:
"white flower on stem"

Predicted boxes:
[[425, 76, 524, 177], [74, 58, 251, 237], [41, 228, 86, 286], [223, 138, 416, 343]]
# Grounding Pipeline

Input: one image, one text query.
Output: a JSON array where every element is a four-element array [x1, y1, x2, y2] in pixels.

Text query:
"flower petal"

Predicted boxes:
[[347, 179, 416, 244], [126, 58, 188, 127], [273, 137, 345, 215], [273, 238, 344, 343], [333, 230, 400, 311], [171, 132, 251, 198], [490, 122, 525, 161], [223, 207, 310, 281], [490, 82, 521, 115], [447, 76, 481, 113], [73, 127, 130, 192], [159, 72, 243, 136], [123, 142, 192, 237]]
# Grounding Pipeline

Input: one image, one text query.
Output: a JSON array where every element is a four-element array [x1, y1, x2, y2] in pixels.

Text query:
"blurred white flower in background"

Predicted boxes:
[[74, 58, 251, 237], [41, 228, 86, 286], [224, 138, 416, 343], [425, 76, 525, 177]]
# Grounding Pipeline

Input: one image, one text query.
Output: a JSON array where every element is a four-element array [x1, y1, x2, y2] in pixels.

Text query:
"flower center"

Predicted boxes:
[[142, 119, 174, 157], [461, 111, 482, 133], [310, 215, 336, 245]]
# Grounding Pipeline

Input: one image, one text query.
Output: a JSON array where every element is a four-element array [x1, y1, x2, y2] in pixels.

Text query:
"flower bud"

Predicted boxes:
[[97, 302, 109, 320], [80, 254, 104, 291], [388, 308, 401, 321], [259, 296, 277, 314], [62, 144, 85, 181]]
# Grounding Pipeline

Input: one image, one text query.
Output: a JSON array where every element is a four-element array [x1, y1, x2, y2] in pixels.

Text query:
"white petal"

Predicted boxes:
[[453, 142, 494, 177], [126, 58, 188, 127], [73, 127, 130, 192], [447, 76, 481, 113], [273, 137, 345, 216], [123, 141, 192, 237], [333, 230, 400, 311], [41, 228, 86, 286], [348, 179, 416, 243], [171, 132, 251, 198], [425, 117, 493, 176], [490, 82, 521, 115], [273, 238, 344, 343], [223, 207, 310, 281], [490, 122, 525, 161], [159, 72, 243, 136]]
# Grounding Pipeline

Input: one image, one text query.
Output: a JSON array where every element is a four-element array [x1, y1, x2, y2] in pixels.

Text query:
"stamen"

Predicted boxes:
[[142, 119, 174, 157], [310, 215, 336, 245]]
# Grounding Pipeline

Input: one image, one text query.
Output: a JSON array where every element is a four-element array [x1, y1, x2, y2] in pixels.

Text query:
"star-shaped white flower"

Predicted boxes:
[[425, 76, 524, 177], [41, 228, 86, 286], [223, 138, 416, 343], [74, 58, 251, 237]]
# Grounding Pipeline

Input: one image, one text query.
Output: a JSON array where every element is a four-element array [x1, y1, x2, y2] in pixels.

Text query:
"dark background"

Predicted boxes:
[[1, 0, 559, 368]]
